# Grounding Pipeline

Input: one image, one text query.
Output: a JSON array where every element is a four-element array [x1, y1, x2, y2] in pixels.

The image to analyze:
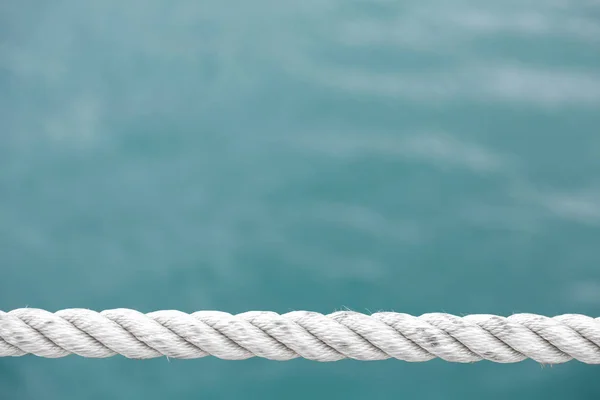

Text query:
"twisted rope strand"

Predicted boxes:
[[1, 309, 599, 363]]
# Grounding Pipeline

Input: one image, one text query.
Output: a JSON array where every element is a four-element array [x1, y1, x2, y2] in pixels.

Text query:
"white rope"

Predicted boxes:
[[1, 309, 599, 363]]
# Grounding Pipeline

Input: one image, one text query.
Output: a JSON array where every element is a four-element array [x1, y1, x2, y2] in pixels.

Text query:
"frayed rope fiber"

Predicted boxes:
[[1, 309, 599, 363]]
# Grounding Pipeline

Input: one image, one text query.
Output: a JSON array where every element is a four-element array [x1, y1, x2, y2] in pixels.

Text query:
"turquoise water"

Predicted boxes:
[[1, 0, 600, 398]]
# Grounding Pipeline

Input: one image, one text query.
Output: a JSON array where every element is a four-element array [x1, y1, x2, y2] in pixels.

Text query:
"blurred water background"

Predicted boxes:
[[1, 0, 600, 398]]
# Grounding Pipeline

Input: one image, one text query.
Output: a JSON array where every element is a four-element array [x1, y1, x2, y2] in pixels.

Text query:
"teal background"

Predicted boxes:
[[1, 0, 600, 398]]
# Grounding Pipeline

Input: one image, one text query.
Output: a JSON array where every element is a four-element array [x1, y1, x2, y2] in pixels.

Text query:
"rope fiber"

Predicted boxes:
[[1, 309, 599, 363]]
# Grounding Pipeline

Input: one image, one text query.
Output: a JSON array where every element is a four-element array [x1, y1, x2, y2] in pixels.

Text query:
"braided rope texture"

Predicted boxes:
[[1, 309, 599, 363]]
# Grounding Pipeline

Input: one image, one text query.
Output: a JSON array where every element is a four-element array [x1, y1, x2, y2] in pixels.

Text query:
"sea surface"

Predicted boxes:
[[1, 1, 600, 399]]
